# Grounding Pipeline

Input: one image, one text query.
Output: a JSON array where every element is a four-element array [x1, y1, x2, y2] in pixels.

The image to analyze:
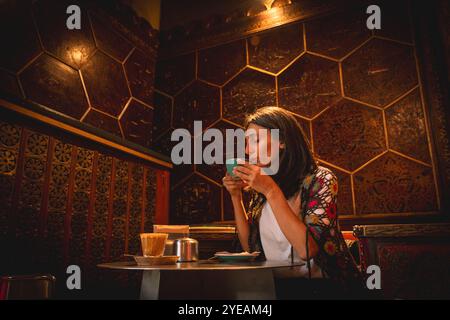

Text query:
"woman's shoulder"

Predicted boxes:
[[302, 165, 337, 189]]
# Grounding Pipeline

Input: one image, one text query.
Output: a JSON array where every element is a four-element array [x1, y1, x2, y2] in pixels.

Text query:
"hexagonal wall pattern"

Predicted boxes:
[[172, 173, 221, 224], [81, 51, 130, 116], [125, 48, 155, 106], [313, 99, 386, 172], [342, 38, 417, 107], [90, 13, 134, 62], [0, 1, 41, 72], [278, 54, 340, 119], [196, 120, 242, 184], [33, 0, 96, 69], [120, 99, 153, 148], [305, 8, 371, 60], [386, 89, 431, 163], [354, 152, 437, 214], [155, 53, 195, 95], [20, 54, 88, 119], [83, 109, 122, 137], [198, 39, 246, 85], [248, 23, 304, 74], [222, 68, 276, 126], [173, 80, 220, 134]]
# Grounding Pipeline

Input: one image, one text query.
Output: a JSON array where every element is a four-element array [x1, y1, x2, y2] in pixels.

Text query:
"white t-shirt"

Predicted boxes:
[[259, 192, 323, 278]]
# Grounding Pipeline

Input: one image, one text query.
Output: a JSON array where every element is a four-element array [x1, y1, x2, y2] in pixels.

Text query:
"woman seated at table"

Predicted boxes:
[[223, 106, 363, 298]]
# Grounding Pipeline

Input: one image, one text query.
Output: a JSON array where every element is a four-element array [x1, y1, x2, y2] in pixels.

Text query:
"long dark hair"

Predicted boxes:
[[245, 106, 317, 200]]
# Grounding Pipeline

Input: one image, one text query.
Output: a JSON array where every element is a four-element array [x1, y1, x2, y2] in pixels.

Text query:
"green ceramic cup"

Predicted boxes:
[[225, 158, 245, 178]]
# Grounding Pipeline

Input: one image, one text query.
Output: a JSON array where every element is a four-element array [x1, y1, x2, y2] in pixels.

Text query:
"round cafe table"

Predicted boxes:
[[97, 259, 305, 300]]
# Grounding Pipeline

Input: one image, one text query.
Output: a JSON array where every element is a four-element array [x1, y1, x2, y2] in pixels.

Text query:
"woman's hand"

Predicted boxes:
[[222, 173, 246, 199], [233, 163, 279, 197]]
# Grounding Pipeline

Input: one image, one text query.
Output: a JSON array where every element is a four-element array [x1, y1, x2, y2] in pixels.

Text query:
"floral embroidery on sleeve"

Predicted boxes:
[[301, 167, 338, 247], [301, 166, 363, 289]]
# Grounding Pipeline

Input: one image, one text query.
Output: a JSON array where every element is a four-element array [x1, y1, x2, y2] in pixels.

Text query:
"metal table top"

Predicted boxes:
[[98, 259, 305, 271]]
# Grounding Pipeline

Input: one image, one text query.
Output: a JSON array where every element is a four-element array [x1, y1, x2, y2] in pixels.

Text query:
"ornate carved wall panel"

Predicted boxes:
[[172, 174, 221, 224], [1, 0, 159, 149], [305, 8, 370, 59], [342, 38, 417, 108], [313, 99, 386, 171], [173, 80, 220, 134], [385, 89, 431, 164], [154, 0, 444, 226], [278, 53, 341, 119], [20, 54, 89, 120], [198, 40, 246, 86], [248, 23, 304, 73], [0, 117, 161, 294], [354, 152, 437, 214], [222, 68, 276, 126]]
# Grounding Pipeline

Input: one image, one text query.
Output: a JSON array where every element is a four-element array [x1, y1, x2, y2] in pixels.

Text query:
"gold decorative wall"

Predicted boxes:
[[153, 1, 442, 227], [0, 0, 158, 149]]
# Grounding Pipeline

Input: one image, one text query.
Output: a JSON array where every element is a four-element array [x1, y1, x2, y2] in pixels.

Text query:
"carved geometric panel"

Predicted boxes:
[[128, 164, 144, 254], [144, 167, 156, 232], [374, 0, 413, 43], [198, 39, 246, 85], [152, 92, 172, 140], [278, 54, 340, 118], [0, 1, 41, 72], [110, 159, 128, 260], [17, 130, 48, 241], [305, 8, 370, 59], [120, 99, 153, 148], [83, 109, 122, 137], [313, 99, 386, 171], [342, 38, 417, 107], [90, 13, 134, 62], [47, 139, 72, 268], [125, 48, 155, 106], [196, 120, 242, 184], [172, 173, 221, 224], [386, 89, 431, 163], [90, 153, 112, 265], [354, 152, 437, 214], [69, 147, 94, 265], [155, 53, 195, 95], [248, 23, 304, 74], [81, 51, 130, 116], [173, 80, 220, 134], [0, 121, 21, 237], [20, 54, 89, 119], [222, 68, 276, 126], [33, 0, 96, 69]]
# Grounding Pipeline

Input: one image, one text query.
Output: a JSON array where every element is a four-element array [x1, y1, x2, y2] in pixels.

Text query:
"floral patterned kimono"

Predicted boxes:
[[244, 165, 364, 293]]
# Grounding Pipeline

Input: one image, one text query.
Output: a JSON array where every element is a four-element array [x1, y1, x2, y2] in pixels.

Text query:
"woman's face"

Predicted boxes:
[[245, 123, 282, 166]]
